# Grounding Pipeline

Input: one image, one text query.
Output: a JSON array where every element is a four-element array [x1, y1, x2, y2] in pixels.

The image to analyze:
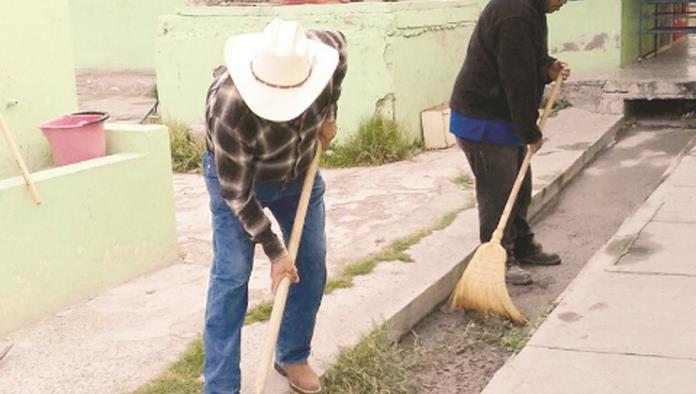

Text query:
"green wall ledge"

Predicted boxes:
[[0, 124, 178, 335]]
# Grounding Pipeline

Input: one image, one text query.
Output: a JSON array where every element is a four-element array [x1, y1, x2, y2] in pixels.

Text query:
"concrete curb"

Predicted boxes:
[[243, 109, 628, 393]]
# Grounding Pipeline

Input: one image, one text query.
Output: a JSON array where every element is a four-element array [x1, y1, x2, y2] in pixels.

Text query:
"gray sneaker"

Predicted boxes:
[[506, 259, 532, 286], [516, 241, 562, 266]]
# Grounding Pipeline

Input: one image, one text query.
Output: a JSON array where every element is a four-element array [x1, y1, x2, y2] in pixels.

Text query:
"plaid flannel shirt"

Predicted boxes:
[[204, 30, 347, 262]]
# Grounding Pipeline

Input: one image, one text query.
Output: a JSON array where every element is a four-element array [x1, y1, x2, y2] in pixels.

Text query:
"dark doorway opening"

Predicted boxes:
[[625, 99, 696, 117]]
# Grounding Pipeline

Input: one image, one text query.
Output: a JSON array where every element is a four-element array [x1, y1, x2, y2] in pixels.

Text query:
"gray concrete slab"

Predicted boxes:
[[528, 272, 696, 360], [666, 154, 696, 189], [654, 186, 696, 223], [484, 347, 696, 394], [0, 264, 207, 394], [611, 221, 696, 276]]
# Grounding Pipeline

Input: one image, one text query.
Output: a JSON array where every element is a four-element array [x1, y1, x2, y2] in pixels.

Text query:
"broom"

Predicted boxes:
[[256, 143, 322, 394], [0, 113, 41, 205], [450, 75, 563, 324]]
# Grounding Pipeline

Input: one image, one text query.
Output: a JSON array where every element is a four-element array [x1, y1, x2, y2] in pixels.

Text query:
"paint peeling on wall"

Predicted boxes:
[[585, 33, 609, 51], [375, 93, 396, 120], [550, 32, 621, 55]]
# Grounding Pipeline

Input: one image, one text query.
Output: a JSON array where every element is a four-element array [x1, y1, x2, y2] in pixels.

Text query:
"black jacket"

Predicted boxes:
[[450, 0, 555, 144]]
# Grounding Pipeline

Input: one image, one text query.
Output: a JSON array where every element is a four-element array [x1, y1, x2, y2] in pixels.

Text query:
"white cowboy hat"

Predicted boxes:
[[225, 18, 339, 122]]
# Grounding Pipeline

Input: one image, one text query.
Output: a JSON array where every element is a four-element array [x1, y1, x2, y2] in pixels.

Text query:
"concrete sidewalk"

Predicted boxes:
[[0, 108, 622, 394], [483, 142, 696, 393]]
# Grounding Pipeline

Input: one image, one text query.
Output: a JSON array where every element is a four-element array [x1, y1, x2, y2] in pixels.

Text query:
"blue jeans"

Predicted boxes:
[[201, 151, 327, 394]]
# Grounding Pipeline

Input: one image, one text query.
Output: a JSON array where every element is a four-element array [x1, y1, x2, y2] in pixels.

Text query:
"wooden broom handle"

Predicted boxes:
[[491, 75, 563, 243], [256, 143, 322, 394], [0, 113, 41, 205]]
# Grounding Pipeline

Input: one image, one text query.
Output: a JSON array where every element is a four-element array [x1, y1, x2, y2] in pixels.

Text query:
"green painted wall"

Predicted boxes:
[[547, 0, 622, 72], [69, 0, 187, 69], [390, 8, 475, 139], [155, 1, 480, 141], [156, 0, 682, 138], [0, 124, 178, 335], [0, 0, 78, 179]]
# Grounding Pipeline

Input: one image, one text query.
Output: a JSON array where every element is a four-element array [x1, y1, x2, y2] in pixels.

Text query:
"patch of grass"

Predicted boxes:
[[325, 277, 354, 294], [454, 174, 474, 189], [322, 325, 418, 394], [499, 325, 528, 353], [464, 307, 559, 354], [433, 210, 460, 231], [493, 304, 559, 353], [244, 300, 273, 325], [374, 249, 412, 263], [142, 117, 204, 173], [165, 120, 205, 173], [321, 117, 420, 168], [342, 258, 379, 277], [130, 338, 203, 394]]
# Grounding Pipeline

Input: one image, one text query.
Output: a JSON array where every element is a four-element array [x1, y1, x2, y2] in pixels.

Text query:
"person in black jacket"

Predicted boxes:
[[449, 0, 570, 285]]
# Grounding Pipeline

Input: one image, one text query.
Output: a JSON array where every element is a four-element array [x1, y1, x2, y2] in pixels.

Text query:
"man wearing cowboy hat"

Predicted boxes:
[[202, 18, 347, 394]]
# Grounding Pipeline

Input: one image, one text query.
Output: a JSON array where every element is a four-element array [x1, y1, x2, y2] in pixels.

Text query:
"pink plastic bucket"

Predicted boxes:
[[40, 111, 109, 166]]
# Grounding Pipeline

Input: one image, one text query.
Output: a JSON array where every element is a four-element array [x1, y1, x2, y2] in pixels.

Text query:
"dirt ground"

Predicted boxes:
[[76, 69, 157, 123], [402, 119, 696, 393]]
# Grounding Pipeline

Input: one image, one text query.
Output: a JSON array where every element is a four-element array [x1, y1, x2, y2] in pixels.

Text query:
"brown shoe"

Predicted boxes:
[[274, 362, 322, 394]]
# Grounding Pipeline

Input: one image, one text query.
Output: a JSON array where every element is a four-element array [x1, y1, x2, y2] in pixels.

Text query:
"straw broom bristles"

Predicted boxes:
[[451, 235, 526, 325]]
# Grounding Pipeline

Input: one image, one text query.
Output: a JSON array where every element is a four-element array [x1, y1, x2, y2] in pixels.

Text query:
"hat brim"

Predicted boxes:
[[225, 33, 339, 122]]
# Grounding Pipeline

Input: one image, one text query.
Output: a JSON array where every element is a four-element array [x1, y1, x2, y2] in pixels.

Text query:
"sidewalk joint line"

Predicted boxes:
[[529, 345, 696, 362], [605, 269, 696, 278], [653, 219, 696, 224], [614, 202, 665, 266]]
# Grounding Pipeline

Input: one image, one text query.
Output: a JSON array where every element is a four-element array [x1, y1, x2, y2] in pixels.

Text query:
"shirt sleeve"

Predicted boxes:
[[208, 92, 287, 262], [496, 17, 543, 144], [308, 30, 348, 120]]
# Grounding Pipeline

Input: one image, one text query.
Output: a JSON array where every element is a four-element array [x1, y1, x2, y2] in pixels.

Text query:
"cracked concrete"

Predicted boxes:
[[564, 38, 696, 115]]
